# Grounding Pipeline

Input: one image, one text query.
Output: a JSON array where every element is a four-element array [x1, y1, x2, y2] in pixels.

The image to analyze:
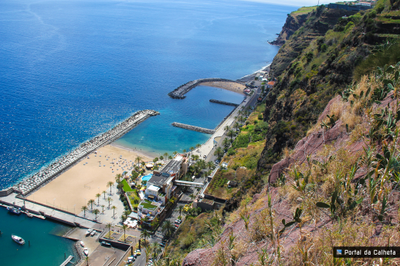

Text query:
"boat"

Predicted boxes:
[[25, 211, 33, 218], [7, 206, 21, 215], [11, 235, 25, 245], [83, 248, 89, 256]]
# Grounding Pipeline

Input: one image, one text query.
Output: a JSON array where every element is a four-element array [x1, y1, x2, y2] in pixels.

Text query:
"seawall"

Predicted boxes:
[[172, 122, 216, 134], [209, 99, 239, 107], [168, 78, 245, 99], [14, 110, 160, 196]]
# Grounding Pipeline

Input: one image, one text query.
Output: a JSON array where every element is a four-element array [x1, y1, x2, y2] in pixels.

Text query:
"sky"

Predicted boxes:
[[242, 0, 354, 7]]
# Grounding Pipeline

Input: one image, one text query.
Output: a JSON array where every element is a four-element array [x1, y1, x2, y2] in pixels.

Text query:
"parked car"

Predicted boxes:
[[175, 219, 182, 224], [101, 241, 111, 247], [159, 242, 165, 247]]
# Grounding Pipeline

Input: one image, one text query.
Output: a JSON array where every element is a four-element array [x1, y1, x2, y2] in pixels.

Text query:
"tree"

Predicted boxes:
[[153, 157, 159, 164], [214, 147, 224, 160], [161, 220, 175, 238], [101, 205, 105, 213], [227, 130, 235, 142], [183, 149, 186, 153], [112, 205, 117, 217], [141, 229, 150, 241], [115, 173, 122, 183], [107, 181, 113, 194], [173, 151, 178, 156], [164, 152, 169, 159], [106, 223, 112, 238], [102, 190, 107, 200], [234, 122, 240, 132], [159, 155, 164, 161], [135, 156, 142, 166], [196, 143, 201, 149], [223, 138, 230, 150], [81, 206, 88, 217], [122, 224, 128, 242], [224, 125, 230, 131], [96, 193, 101, 206], [107, 197, 112, 209], [88, 199, 95, 211], [93, 209, 100, 220]]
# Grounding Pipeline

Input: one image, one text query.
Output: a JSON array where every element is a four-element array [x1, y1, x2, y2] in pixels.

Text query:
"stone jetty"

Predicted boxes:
[[14, 110, 160, 196], [168, 78, 245, 99], [172, 122, 216, 134], [209, 99, 239, 107]]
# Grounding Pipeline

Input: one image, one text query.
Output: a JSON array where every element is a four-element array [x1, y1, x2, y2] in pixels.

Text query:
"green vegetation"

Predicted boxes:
[[121, 179, 133, 192], [140, 199, 158, 210], [291, 6, 317, 15]]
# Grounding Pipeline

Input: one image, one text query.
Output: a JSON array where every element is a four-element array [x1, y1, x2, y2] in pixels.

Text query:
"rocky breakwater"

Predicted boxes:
[[14, 110, 160, 196], [172, 122, 215, 134], [209, 99, 239, 107], [168, 78, 243, 99]]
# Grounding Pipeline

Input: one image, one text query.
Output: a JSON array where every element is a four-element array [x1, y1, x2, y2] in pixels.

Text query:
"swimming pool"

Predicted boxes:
[[141, 174, 152, 183]]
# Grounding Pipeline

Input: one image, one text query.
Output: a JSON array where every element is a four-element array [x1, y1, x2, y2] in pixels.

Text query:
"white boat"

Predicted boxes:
[[11, 235, 25, 245], [83, 248, 89, 256], [80, 241, 85, 247]]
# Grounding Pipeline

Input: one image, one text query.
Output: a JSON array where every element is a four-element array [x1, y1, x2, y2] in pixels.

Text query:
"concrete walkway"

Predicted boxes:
[[0, 193, 98, 229], [195, 96, 249, 160], [78, 183, 125, 226]]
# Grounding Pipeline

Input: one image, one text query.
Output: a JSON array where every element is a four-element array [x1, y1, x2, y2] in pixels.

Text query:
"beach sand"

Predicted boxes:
[[27, 144, 153, 215], [200, 81, 246, 95]]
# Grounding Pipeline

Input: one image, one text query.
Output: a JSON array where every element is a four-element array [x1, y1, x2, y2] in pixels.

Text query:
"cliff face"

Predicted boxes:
[[178, 2, 400, 265], [269, 6, 357, 77], [269, 12, 309, 46]]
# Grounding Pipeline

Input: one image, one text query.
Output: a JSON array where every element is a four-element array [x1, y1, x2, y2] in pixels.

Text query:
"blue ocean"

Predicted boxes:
[[0, 0, 295, 264]]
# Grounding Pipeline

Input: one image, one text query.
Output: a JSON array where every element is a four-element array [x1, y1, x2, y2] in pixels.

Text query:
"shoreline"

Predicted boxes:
[[109, 142, 156, 160], [10, 110, 159, 196]]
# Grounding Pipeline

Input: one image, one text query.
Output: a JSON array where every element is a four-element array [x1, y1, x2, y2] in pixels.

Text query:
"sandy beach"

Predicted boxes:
[[27, 144, 153, 215], [200, 81, 246, 95]]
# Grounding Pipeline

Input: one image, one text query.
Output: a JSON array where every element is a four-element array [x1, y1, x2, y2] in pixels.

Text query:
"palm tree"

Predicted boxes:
[[81, 206, 88, 217], [140, 229, 150, 241], [223, 138, 230, 150], [214, 147, 224, 160], [101, 205, 105, 213], [111, 205, 117, 217], [115, 173, 122, 183], [207, 161, 214, 171], [107, 197, 112, 209], [135, 156, 142, 166], [88, 199, 95, 211], [102, 190, 107, 200], [153, 157, 158, 164], [93, 209, 100, 220], [161, 220, 175, 238], [183, 149, 186, 153], [159, 155, 164, 161], [173, 151, 178, 156], [234, 122, 240, 131], [196, 143, 201, 149], [85, 256, 89, 266], [190, 147, 194, 153], [150, 242, 161, 260], [224, 125, 230, 132], [122, 224, 128, 242], [227, 129, 235, 142], [163, 152, 169, 159], [106, 223, 112, 238], [96, 193, 101, 206], [107, 181, 113, 194]]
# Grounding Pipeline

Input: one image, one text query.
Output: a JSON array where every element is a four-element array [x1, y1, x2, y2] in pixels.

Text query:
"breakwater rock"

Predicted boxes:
[[168, 78, 244, 99], [209, 99, 239, 107], [14, 110, 160, 196], [172, 122, 215, 134]]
